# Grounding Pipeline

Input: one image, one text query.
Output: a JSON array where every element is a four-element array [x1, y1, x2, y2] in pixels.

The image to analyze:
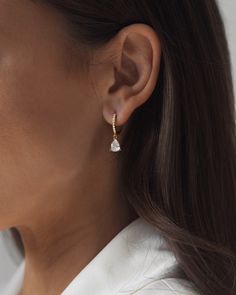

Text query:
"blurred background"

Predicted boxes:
[[0, 0, 235, 289], [218, 0, 236, 93]]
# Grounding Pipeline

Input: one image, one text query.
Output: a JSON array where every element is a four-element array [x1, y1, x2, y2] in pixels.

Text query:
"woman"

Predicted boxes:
[[0, 0, 235, 294]]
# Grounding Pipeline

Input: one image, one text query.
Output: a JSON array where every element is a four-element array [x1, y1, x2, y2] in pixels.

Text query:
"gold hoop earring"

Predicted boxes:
[[110, 112, 121, 152]]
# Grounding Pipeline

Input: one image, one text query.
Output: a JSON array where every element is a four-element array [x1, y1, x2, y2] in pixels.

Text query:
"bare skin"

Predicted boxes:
[[0, 1, 161, 294]]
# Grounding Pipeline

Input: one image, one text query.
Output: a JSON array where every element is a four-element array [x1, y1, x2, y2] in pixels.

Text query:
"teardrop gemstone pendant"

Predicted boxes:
[[110, 138, 121, 152]]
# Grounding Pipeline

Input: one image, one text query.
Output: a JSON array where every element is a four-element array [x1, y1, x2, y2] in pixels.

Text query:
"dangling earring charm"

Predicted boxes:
[[110, 112, 121, 152]]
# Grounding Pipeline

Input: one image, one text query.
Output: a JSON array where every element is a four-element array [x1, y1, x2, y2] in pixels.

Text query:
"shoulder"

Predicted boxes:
[[130, 278, 200, 295]]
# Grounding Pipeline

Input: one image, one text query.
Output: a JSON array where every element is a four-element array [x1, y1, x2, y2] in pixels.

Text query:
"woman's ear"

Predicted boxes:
[[90, 23, 162, 126]]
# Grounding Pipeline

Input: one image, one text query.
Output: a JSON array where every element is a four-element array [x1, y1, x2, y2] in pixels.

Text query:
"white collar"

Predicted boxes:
[[2, 217, 180, 295]]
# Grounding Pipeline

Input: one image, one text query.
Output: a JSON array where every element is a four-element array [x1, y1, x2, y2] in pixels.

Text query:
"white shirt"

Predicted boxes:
[[1, 217, 199, 295]]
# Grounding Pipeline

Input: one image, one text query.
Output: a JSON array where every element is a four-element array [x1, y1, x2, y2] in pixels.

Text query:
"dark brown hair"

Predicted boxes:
[[10, 1, 236, 294]]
